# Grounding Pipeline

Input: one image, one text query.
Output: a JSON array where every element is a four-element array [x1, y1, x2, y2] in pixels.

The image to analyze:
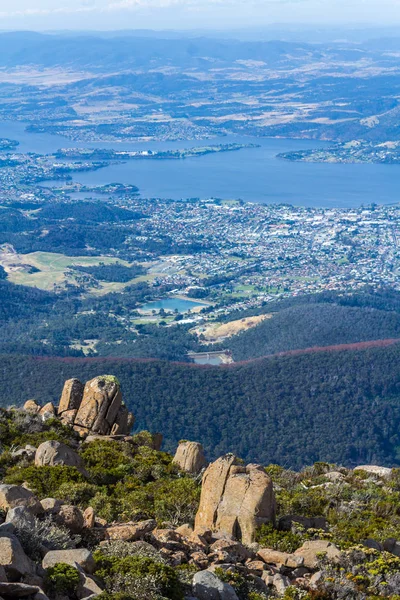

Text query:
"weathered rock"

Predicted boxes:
[[23, 400, 40, 414], [173, 441, 207, 474], [105, 519, 156, 542], [35, 441, 87, 476], [175, 524, 194, 538], [190, 551, 209, 569], [38, 403, 55, 418], [210, 540, 251, 563], [42, 549, 95, 574], [74, 376, 122, 436], [83, 507, 95, 529], [0, 566, 6, 583], [195, 455, 275, 545], [76, 565, 103, 600], [11, 446, 36, 461], [59, 409, 78, 427], [0, 582, 40, 597], [258, 548, 304, 569], [0, 536, 33, 580], [110, 405, 133, 436], [192, 570, 239, 600], [310, 571, 323, 590], [273, 573, 291, 595], [354, 465, 392, 477], [54, 505, 84, 534], [40, 498, 63, 515], [58, 378, 84, 415], [245, 560, 267, 575], [0, 485, 42, 515], [294, 540, 341, 569], [5, 507, 35, 530]]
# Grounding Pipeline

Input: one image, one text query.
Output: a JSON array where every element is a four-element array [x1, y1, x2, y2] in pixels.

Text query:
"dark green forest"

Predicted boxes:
[[1, 343, 400, 469]]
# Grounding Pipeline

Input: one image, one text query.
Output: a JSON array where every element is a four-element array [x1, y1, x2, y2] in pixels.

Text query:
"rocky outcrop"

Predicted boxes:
[[61, 376, 134, 437], [195, 455, 275, 545], [22, 400, 40, 414], [354, 465, 392, 477], [173, 440, 207, 474]]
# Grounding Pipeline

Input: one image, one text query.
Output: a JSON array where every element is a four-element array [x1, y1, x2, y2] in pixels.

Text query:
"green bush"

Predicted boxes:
[[4, 465, 85, 497], [94, 550, 184, 600], [45, 563, 80, 597]]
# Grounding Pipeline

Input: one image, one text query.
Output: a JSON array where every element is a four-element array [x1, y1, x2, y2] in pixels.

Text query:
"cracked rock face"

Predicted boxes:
[[57, 376, 134, 438], [173, 441, 208, 474], [195, 455, 276, 545]]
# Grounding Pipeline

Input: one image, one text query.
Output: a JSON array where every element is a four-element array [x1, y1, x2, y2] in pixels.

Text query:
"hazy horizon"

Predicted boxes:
[[1, 0, 400, 32]]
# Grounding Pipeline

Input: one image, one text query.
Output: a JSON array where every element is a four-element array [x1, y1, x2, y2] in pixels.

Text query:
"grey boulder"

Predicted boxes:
[[192, 570, 239, 600]]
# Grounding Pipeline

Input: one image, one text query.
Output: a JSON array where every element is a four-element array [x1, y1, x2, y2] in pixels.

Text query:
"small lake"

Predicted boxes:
[[140, 298, 207, 313], [3, 120, 400, 207]]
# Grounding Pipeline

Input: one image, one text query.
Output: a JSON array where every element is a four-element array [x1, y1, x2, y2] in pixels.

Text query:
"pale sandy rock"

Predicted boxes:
[[60, 409, 78, 427], [74, 376, 122, 436], [210, 539, 251, 562], [58, 379, 84, 414], [42, 549, 95, 574], [257, 548, 303, 569], [110, 405, 134, 436], [173, 441, 207, 474], [195, 456, 275, 545], [0, 485, 42, 515], [354, 465, 392, 477], [23, 400, 40, 414], [0, 535, 33, 580], [38, 403, 55, 418], [195, 454, 237, 534], [294, 540, 340, 569], [35, 441, 87, 475], [273, 573, 291, 595], [40, 498, 63, 514], [83, 507, 95, 529], [105, 519, 156, 542]]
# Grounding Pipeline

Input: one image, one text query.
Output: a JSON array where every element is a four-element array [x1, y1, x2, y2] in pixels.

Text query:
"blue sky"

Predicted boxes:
[[0, 0, 397, 30]]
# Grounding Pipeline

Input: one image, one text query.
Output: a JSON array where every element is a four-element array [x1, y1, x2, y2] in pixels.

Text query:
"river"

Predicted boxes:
[[2, 121, 400, 207]]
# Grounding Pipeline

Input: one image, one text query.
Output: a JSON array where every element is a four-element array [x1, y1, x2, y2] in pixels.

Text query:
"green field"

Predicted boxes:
[[6, 251, 131, 292]]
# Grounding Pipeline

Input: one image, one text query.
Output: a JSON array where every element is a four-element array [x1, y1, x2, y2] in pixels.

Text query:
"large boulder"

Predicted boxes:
[[0, 535, 33, 580], [35, 441, 87, 475], [192, 570, 239, 600], [0, 485, 42, 515], [173, 441, 207, 474], [73, 376, 123, 436], [42, 549, 95, 574], [23, 400, 40, 414], [294, 540, 341, 569], [58, 378, 84, 415], [354, 465, 392, 478], [5, 507, 35, 530], [195, 455, 275, 545]]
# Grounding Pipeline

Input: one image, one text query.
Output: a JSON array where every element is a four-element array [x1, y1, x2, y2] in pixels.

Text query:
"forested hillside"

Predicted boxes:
[[2, 342, 400, 469], [224, 301, 400, 360]]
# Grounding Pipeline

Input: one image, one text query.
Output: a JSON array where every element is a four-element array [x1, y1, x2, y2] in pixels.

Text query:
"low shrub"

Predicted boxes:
[[45, 563, 80, 597]]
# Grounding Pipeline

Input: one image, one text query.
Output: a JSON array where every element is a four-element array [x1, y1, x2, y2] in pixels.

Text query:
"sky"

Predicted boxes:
[[0, 0, 399, 31]]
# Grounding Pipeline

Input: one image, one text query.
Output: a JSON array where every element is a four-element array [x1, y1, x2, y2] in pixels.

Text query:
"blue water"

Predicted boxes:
[[2, 121, 400, 207], [141, 298, 206, 312]]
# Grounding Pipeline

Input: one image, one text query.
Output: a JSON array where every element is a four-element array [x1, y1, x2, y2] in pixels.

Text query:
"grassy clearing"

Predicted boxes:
[[192, 314, 272, 342]]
